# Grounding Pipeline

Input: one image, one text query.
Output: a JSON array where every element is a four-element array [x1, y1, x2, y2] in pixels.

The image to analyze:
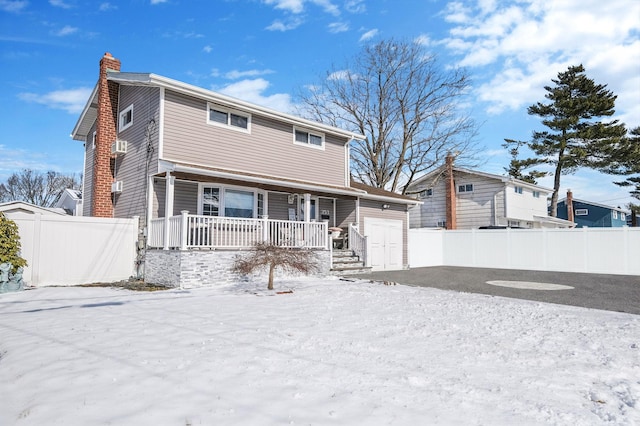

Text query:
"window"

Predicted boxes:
[[575, 208, 588, 216], [294, 127, 324, 149], [612, 210, 618, 219], [533, 191, 540, 198], [419, 188, 433, 198], [202, 187, 220, 216], [200, 186, 263, 218], [437, 220, 446, 228], [508, 220, 521, 227], [91, 131, 96, 149], [207, 103, 250, 131], [119, 104, 133, 132], [621, 212, 626, 220], [514, 186, 523, 194], [458, 184, 473, 193]]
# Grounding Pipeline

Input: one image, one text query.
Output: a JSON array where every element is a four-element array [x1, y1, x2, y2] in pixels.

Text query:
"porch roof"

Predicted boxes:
[[160, 160, 366, 198]]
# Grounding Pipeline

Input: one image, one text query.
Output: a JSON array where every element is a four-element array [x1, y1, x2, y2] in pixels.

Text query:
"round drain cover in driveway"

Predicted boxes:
[[486, 280, 574, 291]]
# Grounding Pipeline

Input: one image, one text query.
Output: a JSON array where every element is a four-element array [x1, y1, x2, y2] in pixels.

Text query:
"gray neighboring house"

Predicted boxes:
[[406, 156, 574, 230], [71, 53, 418, 286]]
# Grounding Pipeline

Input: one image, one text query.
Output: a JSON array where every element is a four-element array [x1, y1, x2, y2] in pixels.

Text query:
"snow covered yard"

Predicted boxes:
[[1, 278, 638, 425]]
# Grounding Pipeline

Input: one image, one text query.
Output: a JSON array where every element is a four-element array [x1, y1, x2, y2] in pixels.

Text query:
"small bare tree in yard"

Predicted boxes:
[[232, 243, 318, 290]]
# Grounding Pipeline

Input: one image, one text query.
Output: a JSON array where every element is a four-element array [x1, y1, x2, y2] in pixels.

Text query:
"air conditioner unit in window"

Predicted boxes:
[[111, 139, 127, 155], [111, 181, 123, 193]]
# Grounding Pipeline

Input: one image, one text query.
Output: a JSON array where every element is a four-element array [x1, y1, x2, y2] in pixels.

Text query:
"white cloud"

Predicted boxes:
[[224, 69, 275, 80], [345, 0, 365, 13], [263, 0, 304, 14], [150, 0, 167, 4], [266, 17, 304, 31], [359, 29, 378, 42], [54, 25, 78, 37], [0, 0, 28, 13], [18, 87, 92, 114], [327, 70, 350, 81], [49, 0, 72, 8], [203, 45, 212, 53], [328, 21, 349, 33], [99, 2, 116, 11], [441, 0, 640, 127], [311, 0, 339, 16], [415, 34, 431, 46], [217, 78, 293, 113]]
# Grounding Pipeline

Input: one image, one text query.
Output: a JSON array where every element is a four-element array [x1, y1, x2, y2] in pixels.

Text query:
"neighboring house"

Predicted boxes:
[[406, 156, 574, 230], [0, 201, 67, 218], [70, 53, 417, 285], [557, 192, 628, 228], [54, 189, 83, 216]]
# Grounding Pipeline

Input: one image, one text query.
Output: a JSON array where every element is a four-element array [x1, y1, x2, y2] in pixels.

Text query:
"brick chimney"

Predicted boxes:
[[566, 189, 574, 223], [445, 154, 457, 230], [93, 52, 121, 217]]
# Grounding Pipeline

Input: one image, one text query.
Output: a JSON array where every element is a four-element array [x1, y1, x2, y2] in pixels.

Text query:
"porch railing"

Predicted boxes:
[[349, 223, 368, 266], [148, 212, 328, 250]]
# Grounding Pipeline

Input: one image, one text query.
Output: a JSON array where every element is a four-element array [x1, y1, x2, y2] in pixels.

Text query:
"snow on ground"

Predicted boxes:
[[1, 278, 639, 425]]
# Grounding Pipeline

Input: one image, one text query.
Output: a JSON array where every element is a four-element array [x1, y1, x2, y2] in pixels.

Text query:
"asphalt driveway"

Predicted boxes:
[[352, 266, 640, 315]]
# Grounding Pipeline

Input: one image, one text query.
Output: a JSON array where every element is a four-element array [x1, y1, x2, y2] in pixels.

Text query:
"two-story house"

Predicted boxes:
[[406, 156, 574, 229], [71, 53, 417, 287], [557, 191, 628, 228]]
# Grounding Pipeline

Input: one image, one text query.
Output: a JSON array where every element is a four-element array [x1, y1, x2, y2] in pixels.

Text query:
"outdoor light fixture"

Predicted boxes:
[[382, 204, 390, 210]]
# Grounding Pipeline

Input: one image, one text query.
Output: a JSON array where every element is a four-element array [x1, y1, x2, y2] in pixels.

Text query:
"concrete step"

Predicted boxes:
[[330, 265, 373, 276]]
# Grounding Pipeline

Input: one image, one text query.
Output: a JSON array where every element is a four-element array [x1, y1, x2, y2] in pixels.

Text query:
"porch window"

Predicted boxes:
[[202, 187, 220, 216], [200, 185, 264, 218], [225, 189, 254, 218]]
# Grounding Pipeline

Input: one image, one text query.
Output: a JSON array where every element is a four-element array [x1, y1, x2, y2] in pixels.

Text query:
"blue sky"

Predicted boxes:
[[1, 0, 638, 208]]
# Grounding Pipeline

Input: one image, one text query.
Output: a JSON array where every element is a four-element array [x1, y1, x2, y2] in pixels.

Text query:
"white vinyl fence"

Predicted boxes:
[[410, 227, 640, 276], [10, 212, 139, 287]]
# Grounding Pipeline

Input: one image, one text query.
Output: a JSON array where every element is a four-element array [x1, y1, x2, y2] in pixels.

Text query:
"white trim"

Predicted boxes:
[[119, 104, 134, 132], [206, 102, 251, 133], [293, 126, 325, 150], [92, 131, 97, 149], [158, 87, 165, 160]]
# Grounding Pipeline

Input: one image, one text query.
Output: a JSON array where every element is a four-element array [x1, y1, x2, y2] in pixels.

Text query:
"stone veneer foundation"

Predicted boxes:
[[145, 249, 331, 289]]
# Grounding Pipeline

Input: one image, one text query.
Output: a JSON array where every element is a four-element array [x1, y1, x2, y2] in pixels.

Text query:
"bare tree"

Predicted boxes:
[[0, 169, 81, 207], [298, 39, 479, 194], [232, 243, 318, 290]]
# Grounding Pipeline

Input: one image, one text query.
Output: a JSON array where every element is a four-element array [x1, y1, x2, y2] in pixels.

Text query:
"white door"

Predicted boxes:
[[364, 218, 403, 271]]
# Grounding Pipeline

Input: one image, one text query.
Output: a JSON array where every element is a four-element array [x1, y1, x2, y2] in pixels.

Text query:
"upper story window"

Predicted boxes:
[[621, 212, 626, 220], [420, 188, 433, 198], [612, 210, 618, 219], [119, 104, 133, 132], [207, 103, 251, 132], [458, 184, 473, 193], [91, 131, 96, 149], [533, 191, 540, 198], [575, 208, 588, 216], [514, 186, 523, 194], [294, 127, 324, 150]]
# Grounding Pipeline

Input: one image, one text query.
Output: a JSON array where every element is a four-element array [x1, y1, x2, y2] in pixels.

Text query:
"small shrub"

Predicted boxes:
[[232, 243, 318, 290], [0, 213, 27, 274]]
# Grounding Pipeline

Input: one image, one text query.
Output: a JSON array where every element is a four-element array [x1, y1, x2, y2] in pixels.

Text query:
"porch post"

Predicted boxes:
[[180, 210, 189, 250], [303, 193, 311, 222], [146, 175, 154, 246], [163, 172, 175, 250]]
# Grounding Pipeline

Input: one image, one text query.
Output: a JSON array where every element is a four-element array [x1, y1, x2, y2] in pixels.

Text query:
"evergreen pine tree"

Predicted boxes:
[[506, 65, 626, 216], [0, 213, 27, 274]]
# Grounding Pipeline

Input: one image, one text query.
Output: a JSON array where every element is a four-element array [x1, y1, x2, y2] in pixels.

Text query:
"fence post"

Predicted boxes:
[[180, 211, 189, 250]]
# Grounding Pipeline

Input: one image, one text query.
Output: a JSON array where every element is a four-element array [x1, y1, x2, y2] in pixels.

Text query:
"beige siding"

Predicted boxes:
[[266, 192, 291, 221], [113, 86, 161, 220], [82, 122, 96, 216], [152, 178, 198, 218], [335, 198, 357, 229], [162, 90, 348, 187], [318, 198, 334, 225], [359, 199, 408, 267], [410, 178, 448, 228]]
